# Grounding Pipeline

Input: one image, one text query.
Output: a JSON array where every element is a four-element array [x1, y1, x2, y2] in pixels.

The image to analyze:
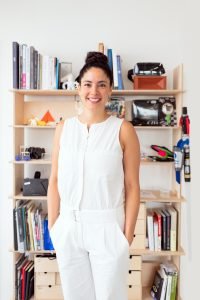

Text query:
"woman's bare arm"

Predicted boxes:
[[47, 121, 64, 230], [120, 120, 140, 245]]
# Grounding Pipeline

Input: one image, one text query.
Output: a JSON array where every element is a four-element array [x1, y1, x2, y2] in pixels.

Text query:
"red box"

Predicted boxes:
[[133, 75, 167, 90]]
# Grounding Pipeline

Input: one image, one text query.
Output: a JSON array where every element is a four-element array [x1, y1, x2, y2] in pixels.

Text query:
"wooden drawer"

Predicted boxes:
[[35, 285, 63, 300], [130, 235, 145, 249], [36, 272, 55, 286], [35, 257, 59, 273], [127, 285, 142, 300], [127, 271, 141, 286], [134, 219, 145, 235], [129, 256, 142, 271], [137, 203, 145, 220]]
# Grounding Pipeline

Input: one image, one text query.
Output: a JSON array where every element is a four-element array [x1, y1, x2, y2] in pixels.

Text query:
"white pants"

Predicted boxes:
[[50, 206, 129, 300]]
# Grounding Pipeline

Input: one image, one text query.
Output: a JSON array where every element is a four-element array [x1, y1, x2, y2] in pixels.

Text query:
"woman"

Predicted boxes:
[[47, 51, 140, 300]]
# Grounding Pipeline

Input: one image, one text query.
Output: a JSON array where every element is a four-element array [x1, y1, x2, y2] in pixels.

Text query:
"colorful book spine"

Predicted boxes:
[[116, 55, 124, 90], [107, 48, 113, 72], [12, 41, 19, 88]]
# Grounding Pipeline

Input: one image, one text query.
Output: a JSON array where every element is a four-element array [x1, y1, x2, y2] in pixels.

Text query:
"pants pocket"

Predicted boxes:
[[49, 215, 61, 246], [115, 222, 129, 248]]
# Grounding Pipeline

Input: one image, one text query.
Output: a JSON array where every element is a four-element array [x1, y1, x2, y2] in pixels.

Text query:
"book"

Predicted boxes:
[[30, 46, 35, 89], [162, 209, 171, 250], [112, 51, 118, 89], [147, 210, 154, 250], [159, 264, 168, 300], [154, 210, 162, 251], [153, 213, 158, 251], [151, 270, 164, 299], [167, 206, 178, 251], [116, 55, 124, 90], [161, 262, 178, 300], [13, 208, 18, 251], [25, 263, 34, 300], [22, 44, 27, 89], [158, 209, 167, 250], [98, 42, 104, 53], [107, 48, 113, 72], [15, 254, 25, 300], [12, 41, 19, 88]]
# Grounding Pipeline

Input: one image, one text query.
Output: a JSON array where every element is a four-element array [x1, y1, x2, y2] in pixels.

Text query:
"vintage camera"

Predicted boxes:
[[25, 147, 45, 159]]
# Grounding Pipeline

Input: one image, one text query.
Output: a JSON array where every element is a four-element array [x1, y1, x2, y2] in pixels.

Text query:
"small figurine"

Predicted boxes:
[[62, 73, 79, 90]]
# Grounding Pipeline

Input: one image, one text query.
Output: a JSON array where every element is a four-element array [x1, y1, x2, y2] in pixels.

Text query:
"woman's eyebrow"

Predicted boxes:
[[82, 80, 107, 83]]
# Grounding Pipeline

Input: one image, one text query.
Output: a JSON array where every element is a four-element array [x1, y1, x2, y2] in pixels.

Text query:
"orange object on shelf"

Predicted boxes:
[[133, 75, 167, 90], [41, 110, 55, 123]]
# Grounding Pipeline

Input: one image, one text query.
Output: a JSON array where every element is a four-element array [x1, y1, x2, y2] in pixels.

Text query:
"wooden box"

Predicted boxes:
[[133, 75, 167, 90]]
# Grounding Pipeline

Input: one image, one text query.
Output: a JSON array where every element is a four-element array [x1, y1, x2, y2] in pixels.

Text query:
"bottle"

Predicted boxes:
[[184, 145, 191, 182]]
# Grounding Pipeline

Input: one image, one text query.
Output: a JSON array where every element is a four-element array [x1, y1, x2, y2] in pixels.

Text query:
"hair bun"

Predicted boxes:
[[85, 51, 108, 65]]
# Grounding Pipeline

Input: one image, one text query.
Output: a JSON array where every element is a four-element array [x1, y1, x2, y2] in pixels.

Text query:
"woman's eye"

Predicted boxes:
[[84, 83, 91, 87], [98, 83, 106, 88]]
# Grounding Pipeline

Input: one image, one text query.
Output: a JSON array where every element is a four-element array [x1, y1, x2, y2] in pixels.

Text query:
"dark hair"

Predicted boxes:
[[76, 51, 113, 86]]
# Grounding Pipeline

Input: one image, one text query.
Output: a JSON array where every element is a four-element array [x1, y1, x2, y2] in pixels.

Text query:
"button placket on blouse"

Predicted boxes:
[[77, 126, 90, 210]]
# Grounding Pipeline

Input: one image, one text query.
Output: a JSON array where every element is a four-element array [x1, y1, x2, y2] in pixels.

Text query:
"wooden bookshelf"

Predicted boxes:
[[11, 64, 185, 300]]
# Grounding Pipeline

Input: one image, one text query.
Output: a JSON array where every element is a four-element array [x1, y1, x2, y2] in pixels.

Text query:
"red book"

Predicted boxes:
[[21, 260, 31, 300]]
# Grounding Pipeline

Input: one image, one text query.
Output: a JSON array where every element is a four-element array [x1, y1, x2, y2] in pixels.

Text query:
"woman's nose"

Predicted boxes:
[[91, 84, 98, 94]]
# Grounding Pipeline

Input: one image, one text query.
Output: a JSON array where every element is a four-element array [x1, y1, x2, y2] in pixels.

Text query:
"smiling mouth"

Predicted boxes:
[[87, 98, 101, 103]]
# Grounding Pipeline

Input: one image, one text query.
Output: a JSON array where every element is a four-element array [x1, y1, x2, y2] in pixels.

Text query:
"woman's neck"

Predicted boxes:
[[78, 110, 109, 125]]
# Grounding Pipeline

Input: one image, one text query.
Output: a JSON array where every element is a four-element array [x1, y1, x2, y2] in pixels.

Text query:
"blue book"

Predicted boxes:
[[116, 55, 124, 90], [55, 58, 59, 89], [43, 217, 54, 250], [107, 49, 113, 72]]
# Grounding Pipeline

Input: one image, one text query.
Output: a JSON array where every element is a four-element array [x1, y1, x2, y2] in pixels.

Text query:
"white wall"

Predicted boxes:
[[0, 0, 199, 299]]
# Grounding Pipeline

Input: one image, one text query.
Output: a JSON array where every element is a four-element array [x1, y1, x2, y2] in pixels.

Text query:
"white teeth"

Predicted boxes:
[[88, 98, 100, 103]]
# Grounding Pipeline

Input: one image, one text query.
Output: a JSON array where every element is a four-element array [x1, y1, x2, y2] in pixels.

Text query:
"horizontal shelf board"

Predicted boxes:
[[130, 246, 185, 256], [11, 159, 51, 164], [11, 159, 172, 165], [10, 249, 56, 254], [11, 247, 184, 256], [12, 125, 56, 129], [140, 190, 185, 202], [135, 126, 181, 130], [112, 89, 183, 96], [10, 88, 183, 96], [11, 124, 181, 130], [11, 89, 77, 96], [13, 193, 47, 201], [12, 194, 185, 203]]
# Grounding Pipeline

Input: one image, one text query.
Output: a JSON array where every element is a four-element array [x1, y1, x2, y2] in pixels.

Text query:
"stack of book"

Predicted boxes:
[[13, 200, 53, 252], [12, 41, 60, 89], [146, 206, 178, 251], [151, 262, 178, 300], [98, 42, 124, 90], [15, 254, 34, 300]]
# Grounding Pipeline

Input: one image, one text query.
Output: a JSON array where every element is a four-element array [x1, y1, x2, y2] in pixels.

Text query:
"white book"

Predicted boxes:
[[159, 264, 168, 300], [42, 55, 50, 89], [26, 46, 30, 89], [167, 206, 178, 251], [165, 273, 172, 300], [147, 210, 154, 250]]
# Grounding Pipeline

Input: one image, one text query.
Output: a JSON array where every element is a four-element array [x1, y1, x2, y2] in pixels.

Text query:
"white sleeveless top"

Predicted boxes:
[[58, 115, 124, 211]]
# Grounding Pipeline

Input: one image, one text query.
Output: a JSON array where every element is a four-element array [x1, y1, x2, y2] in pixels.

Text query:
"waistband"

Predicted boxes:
[[60, 205, 125, 223]]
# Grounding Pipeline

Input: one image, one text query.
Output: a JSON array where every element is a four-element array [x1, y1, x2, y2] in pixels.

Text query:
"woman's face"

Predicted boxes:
[[78, 67, 112, 113]]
